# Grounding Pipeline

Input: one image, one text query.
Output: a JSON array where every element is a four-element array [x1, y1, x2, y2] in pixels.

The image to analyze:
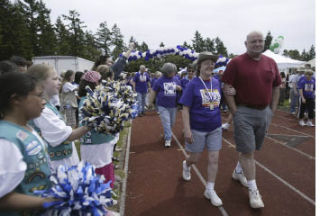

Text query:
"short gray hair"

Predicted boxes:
[[161, 63, 177, 77]]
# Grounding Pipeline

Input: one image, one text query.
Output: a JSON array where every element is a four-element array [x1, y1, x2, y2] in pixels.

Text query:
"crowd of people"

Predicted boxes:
[[0, 30, 316, 214]]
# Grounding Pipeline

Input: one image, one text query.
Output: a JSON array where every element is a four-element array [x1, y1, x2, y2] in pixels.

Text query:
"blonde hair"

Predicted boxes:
[[27, 64, 53, 82]]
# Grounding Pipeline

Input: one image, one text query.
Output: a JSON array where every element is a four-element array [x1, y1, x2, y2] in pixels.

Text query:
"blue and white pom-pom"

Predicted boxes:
[[80, 80, 138, 135], [34, 162, 114, 216]]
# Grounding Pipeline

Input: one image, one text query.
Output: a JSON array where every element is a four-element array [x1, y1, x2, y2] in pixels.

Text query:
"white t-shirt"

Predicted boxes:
[[33, 106, 79, 172], [49, 94, 60, 107], [0, 130, 47, 198], [62, 82, 77, 93], [80, 133, 119, 168]]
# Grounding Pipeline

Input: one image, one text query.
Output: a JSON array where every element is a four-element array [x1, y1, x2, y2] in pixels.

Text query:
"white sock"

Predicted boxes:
[[235, 161, 243, 173], [247, 179, 257, 191], [206, 182, 215, 190]]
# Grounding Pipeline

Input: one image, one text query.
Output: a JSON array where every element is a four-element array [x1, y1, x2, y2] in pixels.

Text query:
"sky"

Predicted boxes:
[[42, 0, 315, 55]]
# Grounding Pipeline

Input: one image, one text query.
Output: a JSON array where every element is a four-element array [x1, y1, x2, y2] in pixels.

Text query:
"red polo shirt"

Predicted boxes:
[[222, 53, 281, 107]]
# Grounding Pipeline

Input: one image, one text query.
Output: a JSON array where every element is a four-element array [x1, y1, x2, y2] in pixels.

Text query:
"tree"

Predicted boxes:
[[203, 37, 215, 53], [62, 10, 86, 57], [140, 41, 149, 52], [159, 42, 165, 47], [55, 16, 71, 55], [283, 49, 301, 60], [215, 37, 228, 56], [96, 21, 112, 56], [111, 24, 125, 59], [264, 31, 273, 51], [82, 31, 101, 61], [192, 31, 205, 52], [308, 45, 315, 60], [182, 41, 192, 49]]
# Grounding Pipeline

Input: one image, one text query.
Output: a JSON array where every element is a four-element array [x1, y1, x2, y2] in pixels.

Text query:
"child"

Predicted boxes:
[[0, 72, 55, 215], [60, 70, 78, 128], [298, 69, 315, 126], [78, 71, 119, 187], [27, 64, 90, 172]]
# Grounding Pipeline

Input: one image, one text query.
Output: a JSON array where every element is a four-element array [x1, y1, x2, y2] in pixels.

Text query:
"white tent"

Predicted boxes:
[[306, 58, 315, 67], [263, 50, 305, 71]]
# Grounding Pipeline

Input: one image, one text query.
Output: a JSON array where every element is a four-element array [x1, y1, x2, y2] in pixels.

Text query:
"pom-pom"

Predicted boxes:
[[34, 162, 115, 216]]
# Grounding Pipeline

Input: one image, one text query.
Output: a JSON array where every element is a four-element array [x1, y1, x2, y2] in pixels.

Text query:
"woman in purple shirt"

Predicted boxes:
[[180, 52, 223, 207], [149, 63, 181, 147]]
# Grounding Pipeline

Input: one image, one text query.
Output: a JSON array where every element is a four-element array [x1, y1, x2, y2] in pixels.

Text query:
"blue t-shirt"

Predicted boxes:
[[151, 78, 158, 88], [153, 76, 181, 108], [180, 77, 222, 132], [181, 77, 194, 90], [298, 76, 315, 99], [133, 72, 150, 93]]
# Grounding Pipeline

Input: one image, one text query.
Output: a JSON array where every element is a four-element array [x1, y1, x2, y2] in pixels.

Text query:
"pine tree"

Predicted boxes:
[[159, 42, 165, 47], [182, 41, 192, 49], [55, 16, 71, 55], [62, 10, 86, 57], [82, 31, 101, 61], [96, 21, 112, 56], [215, 37, 228, 56], [192, 31, 205, 52], [203, 37, 215, 53], [264, 31, 273, 51], [111, 24, 125, 59], [308, 45, 315, 60]]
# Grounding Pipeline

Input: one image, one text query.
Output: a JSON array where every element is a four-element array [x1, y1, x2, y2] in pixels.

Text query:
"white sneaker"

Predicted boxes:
[[232, 170, 248, 187], [222, 123, 230, 130], [204, 189, 223, 206], [249, 189, 264, 208], [182, 160, 191, 181], [307, 120, 315, 127], [165, 140, 171, 147], [299, 120, 306, 126]]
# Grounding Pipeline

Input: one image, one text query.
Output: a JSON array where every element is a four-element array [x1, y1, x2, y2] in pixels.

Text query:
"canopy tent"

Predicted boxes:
[[263, 50, 305, 71], [306, 58, 315, 67]]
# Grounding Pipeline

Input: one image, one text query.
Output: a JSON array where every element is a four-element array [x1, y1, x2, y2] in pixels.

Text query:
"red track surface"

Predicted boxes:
[[125, 110, 315, 216]]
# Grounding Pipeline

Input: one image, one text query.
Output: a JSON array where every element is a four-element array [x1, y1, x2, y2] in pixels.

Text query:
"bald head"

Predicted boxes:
[[245, 31, 265, 58], [246, 31, 264, 42]]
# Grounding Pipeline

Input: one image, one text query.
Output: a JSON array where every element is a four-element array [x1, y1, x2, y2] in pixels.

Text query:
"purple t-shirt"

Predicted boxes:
[[133, 72, 150, 93], [153, 76, 181, 108], [298, 76, 315, 99], [181, 77, 194, 90], [180, 77, 222, 132], [151, 78, 158, 88]]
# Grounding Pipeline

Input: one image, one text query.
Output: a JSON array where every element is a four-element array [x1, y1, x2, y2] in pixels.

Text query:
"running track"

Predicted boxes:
[[124, 110, 315, 216]]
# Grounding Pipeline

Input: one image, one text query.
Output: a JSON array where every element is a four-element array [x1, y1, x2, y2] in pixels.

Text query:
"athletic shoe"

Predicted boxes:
[[222, 123, 230, 130], [204, 189, 223, 206], [299, 120, 306, 126], [182, 160, 191, 181], [232, 170, 248, 187], [307, 120, 315, 127], [165, 140, 171, 148], [249, 189, 264, 208]]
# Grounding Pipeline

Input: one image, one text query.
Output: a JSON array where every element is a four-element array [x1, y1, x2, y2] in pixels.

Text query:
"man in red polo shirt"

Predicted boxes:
[[222, 31, 281, 209]]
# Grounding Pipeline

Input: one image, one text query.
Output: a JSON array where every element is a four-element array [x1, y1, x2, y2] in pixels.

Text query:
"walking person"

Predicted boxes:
[[222, 31, 281, 208], [297, 69, 315, 127], [149, 63, 181, 147], [180, 52, 223, 206], [131, 65, 151, 117]]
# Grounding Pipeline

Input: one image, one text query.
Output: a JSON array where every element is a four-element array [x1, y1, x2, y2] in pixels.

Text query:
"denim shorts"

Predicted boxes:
[[185, 127, 222, 153], [233, 106, 273, 153]]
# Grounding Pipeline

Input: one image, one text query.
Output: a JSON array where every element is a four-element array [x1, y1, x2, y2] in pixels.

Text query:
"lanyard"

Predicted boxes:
[[199, 77, 213, 102]]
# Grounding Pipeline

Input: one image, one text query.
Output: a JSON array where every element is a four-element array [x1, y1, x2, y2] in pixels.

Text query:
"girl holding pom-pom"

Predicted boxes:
[[78, 71, 119, 187], [27, 64, 90, 172], [0, 73, 56, 215]]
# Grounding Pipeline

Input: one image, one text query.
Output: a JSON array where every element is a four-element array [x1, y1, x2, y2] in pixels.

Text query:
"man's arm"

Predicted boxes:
[[270, 86, 280, 113], [222, 84, 237, 115]]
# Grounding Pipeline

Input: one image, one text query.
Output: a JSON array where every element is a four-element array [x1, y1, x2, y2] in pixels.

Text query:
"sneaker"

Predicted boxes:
[[249, 189, 264, 208], [182, 160, 191, 181], [232, 170, 248, 187], [299, 120, 306, 126], [204, 189, 223, 206], [307, 120, 315, 127], [165, 140, 171, 148], [291, 111, 296, 115], [222, 123, 230, 130]]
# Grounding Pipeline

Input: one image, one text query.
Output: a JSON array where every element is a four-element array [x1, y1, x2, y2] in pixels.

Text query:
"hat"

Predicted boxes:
[[196, 51, 218, 65], [82, 71, 101, 84]]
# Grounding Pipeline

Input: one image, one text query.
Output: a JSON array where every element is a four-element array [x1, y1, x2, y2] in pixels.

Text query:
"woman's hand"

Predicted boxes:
[[184, 129, 193, 144]]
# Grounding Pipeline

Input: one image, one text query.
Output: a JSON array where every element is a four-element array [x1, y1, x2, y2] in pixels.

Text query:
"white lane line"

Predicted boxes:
[[222, 137, 315, 206], [120, 123, 132, 216], [172, 133, 229, 216], [267, 133, 309, 138], [270, 123, 314, 138], [265, 136, 315, 160]]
